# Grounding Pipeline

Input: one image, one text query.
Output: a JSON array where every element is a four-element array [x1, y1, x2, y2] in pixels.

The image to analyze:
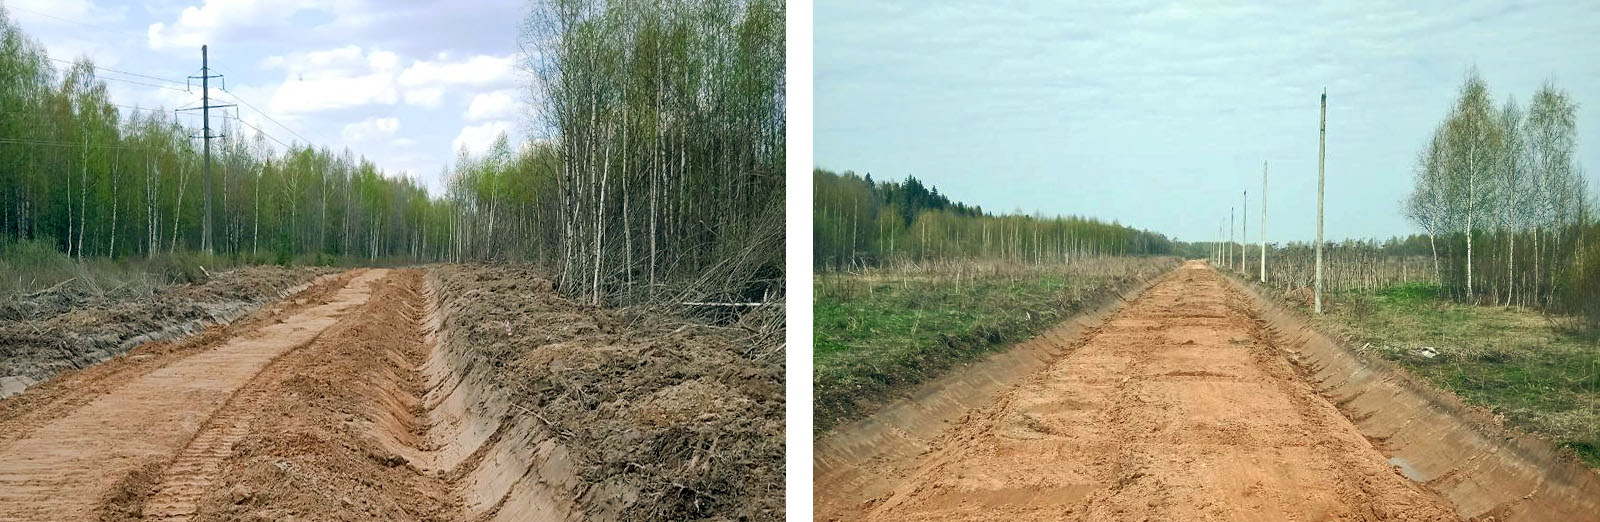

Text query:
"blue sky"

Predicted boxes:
[[816, 1, 1600, 243], [3, 0, 531, 194]]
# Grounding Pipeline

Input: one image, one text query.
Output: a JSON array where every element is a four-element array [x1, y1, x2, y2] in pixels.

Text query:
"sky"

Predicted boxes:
[[816, 1, 1600, 243], [3, 0, 533, 194]]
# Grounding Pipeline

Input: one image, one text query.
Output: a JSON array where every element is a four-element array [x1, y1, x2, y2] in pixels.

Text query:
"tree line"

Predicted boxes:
[[448, 0, 784, 306], [814, 168, 1174, 269], [0, 7, 448, 265], [2, 0, 786, 308], [1404, 68, 1597, 313]]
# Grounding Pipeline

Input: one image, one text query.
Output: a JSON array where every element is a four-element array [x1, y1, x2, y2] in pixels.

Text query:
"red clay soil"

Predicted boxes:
[[0, 269, 385, 520], [817, 261, 1463, 521], [1, 265, 783, 521], [137, 269, 460, 521]]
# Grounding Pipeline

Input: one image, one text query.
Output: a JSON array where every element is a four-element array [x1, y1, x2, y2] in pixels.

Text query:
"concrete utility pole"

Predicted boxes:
[[1315, 89, 1327, 314], [1229, 207, 1235, 272], [1260, 161, 1268, 283], [1241, 189, 1247, 272], [181, 45, 233, 255]]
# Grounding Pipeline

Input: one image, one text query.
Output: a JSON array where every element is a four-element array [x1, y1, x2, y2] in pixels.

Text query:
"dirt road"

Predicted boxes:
[[0, 269, 387, 520], [820, 261, 1460, 521], [0, 264, 782, 520]]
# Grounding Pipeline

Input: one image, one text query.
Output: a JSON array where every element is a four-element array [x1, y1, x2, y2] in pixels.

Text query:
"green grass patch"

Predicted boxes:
[[813, 258, 1177, 433], [1316, 287, 1600, 468]]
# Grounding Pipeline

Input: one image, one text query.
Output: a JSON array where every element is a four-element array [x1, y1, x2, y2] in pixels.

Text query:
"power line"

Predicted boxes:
[[221, 115, 293, 150], [211, 75, 312, 145], [12, 41, 352, 166], [112, 103, 204, 116], [0, 138, 173, 151], [98, 75, 190, 93], [217, 89, 312, 145], [4, 5, 120, 33], [46, 57, 188, 86], [6, 4, 162, 45]]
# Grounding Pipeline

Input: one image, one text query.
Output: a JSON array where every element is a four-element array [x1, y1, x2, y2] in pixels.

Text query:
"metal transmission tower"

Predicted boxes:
[[178, 45, 235, 255]]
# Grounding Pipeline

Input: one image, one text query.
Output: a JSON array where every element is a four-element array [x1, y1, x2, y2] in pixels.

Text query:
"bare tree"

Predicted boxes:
[[1526, 82, 1577, 305], [1442, 69, 1502, 302], [1496, 97, 1527, 306], [1405, 125, 1452, 287]]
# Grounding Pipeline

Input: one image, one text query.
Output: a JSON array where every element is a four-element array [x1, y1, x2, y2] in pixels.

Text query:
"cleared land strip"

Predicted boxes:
[[0, 269, 384, 521], [822, 261, 1460, 521]]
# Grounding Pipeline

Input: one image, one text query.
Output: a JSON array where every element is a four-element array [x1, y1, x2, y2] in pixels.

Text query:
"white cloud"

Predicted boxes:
[[464, 89, 518, 121], [147, 0, 324, 50], [263, 45, 400, 116], [341, 116, 400, 143], [452, 120, 513, 155], [399, 54, 517, 88], [403, 87, 443, 108], [252, 46, 519, 116]]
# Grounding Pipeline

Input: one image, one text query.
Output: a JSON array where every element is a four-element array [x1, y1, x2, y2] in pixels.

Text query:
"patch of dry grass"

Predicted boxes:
[[1310, 283, 1600, 468]]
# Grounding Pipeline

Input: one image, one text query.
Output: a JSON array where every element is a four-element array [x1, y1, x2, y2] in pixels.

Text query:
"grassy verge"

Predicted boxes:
[[813, 257, 1178, 433], [1298, 282, 1600, 468]]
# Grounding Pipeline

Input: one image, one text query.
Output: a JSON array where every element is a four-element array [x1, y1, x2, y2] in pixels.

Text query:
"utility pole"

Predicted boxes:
[[180, 45, 233, 256], [1229, 207, 1235, 272], [1216, 225, 1223, 265], [1241, 189, 1247, 273], [1315, 89, 1327, 314], [1260, 161, 1268, 283]]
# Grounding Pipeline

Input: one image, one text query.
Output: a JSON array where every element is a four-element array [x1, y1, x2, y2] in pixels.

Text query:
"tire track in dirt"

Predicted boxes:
[[0, 269, 385, 521], [832, 261, 1459, 521], [142, 417, 253, 518], [134, 269, 467, 520], [0, 270, 353, 448]]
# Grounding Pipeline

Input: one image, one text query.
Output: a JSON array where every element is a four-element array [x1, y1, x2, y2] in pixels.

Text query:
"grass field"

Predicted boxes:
[[813, 257, 1178, 433], [1311, 282, 1600, 467]]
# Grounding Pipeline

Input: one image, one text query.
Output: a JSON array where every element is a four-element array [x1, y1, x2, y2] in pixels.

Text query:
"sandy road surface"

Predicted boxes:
[[0, 269, 386, 521], [829, 261, 1460, 521]]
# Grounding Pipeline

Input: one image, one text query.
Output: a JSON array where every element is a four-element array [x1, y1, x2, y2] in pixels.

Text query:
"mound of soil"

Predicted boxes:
[[0, 265, 332, 398], [430, 264, 784, 521]]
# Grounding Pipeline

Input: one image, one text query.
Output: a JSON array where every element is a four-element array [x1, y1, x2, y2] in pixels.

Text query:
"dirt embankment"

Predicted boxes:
[[427, 264, 785, 521], [0, 265, 333, 398], [817, 262, 1467, 521], [1230, 274, 1600, 521]]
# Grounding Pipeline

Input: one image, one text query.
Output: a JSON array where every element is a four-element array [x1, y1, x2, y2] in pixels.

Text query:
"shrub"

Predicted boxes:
[[1557, 242, 1600, 334]]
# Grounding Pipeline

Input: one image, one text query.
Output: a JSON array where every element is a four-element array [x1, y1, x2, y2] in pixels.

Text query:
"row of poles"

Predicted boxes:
[[1215, 90, 1327, 313]]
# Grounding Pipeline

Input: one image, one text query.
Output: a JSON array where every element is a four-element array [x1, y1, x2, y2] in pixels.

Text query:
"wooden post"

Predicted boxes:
[[1315, 89, 1327, 314], [1260, 161, 1268, 283]]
